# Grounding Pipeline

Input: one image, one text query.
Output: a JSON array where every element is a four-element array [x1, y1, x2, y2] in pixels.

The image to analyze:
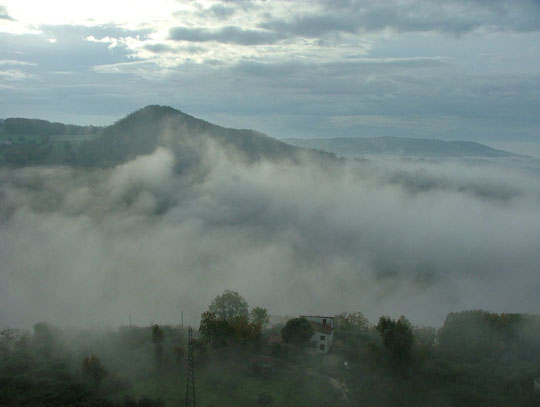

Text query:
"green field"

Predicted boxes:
[[115, 356, 340, 407]]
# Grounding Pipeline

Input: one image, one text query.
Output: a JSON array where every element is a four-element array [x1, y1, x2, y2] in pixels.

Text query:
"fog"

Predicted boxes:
[[1, 140, 540, 329]]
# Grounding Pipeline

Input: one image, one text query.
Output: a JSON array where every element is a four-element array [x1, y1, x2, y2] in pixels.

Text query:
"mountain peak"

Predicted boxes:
[[77, 105, 325, 167], [118, 105, 186, 124], [138, 104, 183, 115], [0, 106, 334, 168]]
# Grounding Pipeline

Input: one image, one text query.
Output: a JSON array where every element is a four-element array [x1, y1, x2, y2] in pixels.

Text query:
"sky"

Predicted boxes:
[[1, 0, 540, 141]]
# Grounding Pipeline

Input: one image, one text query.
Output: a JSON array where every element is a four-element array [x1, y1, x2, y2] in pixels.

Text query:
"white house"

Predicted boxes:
[[301, 315, 334, 353]]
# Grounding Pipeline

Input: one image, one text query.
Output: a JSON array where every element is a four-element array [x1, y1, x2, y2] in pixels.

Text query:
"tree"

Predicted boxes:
[[334, 312, 370, 359], [281, 317, 314, 349], [209, 290, 249, 322], [437, 310, 525, 362], [376, 316, 414, 367], [172, 345, 185, 364], [0, 327, 17, 353], [250, 307, 270, 327], [334, 312, 369, 342], [82, 355, 108, 390], [230, 316, 262, 344], [335, 312, 369, 332], [199, 311, 233, 349], [32, 322, 57, 357], [151, 324, 165, 369]]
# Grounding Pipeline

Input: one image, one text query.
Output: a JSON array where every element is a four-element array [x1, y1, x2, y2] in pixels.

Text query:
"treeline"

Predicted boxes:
[[0, 322, 188, 407], [0, 105, 335, 168], [1, 301, 540, 406], [330, 311, 540, 407], [0, 118, 101, 166], [2, 118, 102, 137], [332, 310, 540, 365]]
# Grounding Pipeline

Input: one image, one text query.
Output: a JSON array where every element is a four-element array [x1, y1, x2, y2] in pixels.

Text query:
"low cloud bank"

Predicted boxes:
[[1, 143, 540, 328]]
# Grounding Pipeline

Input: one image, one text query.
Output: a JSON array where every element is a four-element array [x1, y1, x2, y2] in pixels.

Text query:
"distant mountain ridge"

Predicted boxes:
[[283, 136, 517, 158], [1, 105, 334, 167], [1, 107, 516, 167]]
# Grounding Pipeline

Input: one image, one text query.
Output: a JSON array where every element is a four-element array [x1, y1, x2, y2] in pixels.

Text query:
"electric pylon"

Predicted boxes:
[[185, 326, 196, 407]]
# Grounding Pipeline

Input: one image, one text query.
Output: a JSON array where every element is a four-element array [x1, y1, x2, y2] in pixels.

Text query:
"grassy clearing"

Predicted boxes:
[[112, 353, 340, 407]]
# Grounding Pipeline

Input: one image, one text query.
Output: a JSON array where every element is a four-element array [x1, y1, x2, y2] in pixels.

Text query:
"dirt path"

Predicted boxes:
[[304, 367, 349, 401]]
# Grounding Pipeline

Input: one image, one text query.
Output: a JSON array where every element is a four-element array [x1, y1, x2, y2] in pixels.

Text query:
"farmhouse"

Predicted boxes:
[[301, 315, 334, 353]]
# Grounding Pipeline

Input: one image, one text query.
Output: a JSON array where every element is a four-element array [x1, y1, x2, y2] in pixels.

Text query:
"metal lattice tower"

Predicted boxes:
[[184, 326, 196, 407]]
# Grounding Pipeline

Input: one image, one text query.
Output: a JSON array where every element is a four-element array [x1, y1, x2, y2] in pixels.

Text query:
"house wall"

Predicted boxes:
[[310, 331, 332, 352], [303, 316, 334, 353]]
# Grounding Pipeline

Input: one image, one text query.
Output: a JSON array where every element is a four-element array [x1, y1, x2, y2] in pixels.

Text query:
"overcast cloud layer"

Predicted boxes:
[[1, 139, 540, 328], [1, 0, 539, 142]]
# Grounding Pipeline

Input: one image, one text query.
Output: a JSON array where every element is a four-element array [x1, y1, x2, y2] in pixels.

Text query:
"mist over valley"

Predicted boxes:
[[1, 106, 539, 329], [3, 1, 540, 404]]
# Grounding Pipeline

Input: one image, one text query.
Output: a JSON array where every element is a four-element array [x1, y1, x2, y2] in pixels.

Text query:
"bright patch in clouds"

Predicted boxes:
[[1, 0, 180, 30], [0, 0, 539, 141]]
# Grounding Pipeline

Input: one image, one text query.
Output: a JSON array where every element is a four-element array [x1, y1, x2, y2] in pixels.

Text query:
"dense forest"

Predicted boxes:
[[2, 290, 540, 407], [0, 106, 330, 168], [0, 117, 101, 166]]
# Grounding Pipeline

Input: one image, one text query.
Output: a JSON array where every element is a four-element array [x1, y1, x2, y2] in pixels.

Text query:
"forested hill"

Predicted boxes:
[[78, 105, 332, 167], [283, 136, 517, 158], [0, 106, 335, 167], [0, 117, 102, 137]]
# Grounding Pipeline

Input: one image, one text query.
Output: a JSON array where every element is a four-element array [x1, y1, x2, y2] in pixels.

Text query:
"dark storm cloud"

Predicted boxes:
[[169, 26, 284, 45], [261, 0, 540, 36]]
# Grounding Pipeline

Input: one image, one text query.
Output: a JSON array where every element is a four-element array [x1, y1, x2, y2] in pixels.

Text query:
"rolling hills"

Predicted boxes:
[[283, 136, 516, 158], [1, 106, 518, 168]]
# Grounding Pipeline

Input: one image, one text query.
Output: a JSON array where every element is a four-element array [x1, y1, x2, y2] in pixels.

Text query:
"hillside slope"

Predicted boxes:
[[1, 106, 334, 167], [78, 105, 325, 167]]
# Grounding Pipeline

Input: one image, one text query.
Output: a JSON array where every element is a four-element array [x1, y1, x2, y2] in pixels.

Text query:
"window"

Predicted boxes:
[[322, 318, 327, 325], [320, 335, 325, 341], [320, 344, 325, 351]]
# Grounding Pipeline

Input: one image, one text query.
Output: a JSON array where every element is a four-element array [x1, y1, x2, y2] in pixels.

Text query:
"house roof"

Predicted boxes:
[[310, 321, 333, 335], [301, 315, 334, 320]]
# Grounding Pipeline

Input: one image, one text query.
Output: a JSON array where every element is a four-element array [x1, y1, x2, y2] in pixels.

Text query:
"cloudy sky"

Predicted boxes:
[[1, 0, 539, 141]]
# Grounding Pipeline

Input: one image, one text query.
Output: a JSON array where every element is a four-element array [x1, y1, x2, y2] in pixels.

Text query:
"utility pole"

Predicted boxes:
[[185, 326, 196, 407], [181, 311, 184, 329]]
